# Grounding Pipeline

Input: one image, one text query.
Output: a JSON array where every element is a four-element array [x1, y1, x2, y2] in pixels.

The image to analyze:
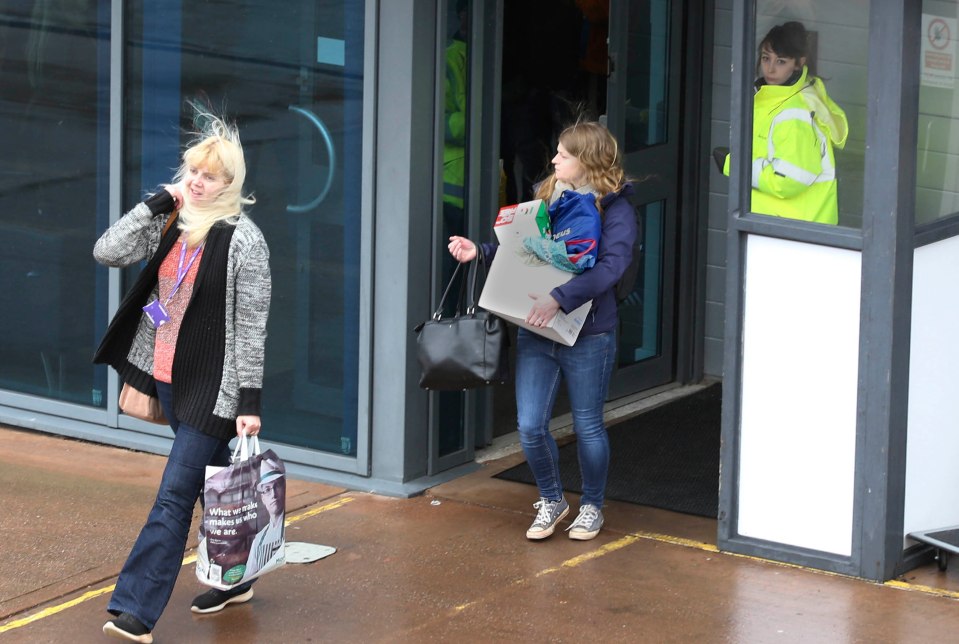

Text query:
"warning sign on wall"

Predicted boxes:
[[922, 14, 957, 89]]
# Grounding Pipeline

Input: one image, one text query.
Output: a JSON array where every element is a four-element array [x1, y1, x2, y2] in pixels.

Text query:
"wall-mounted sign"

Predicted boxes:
[[922, 14, 957, 89]]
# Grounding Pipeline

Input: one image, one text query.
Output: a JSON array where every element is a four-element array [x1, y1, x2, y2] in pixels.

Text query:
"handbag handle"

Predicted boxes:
[[432, 260, 465, 320], [465, 244, 487, 315], [432, 241, 488, 320]]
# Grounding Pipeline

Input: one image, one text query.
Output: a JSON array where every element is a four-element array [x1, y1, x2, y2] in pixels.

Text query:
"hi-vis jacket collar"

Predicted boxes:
[[755, 66, 849, 150]]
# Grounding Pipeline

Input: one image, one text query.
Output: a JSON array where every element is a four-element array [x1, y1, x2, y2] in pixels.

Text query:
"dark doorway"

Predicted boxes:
[[491, 1, 611, 436], [491, 0, 708, 439]]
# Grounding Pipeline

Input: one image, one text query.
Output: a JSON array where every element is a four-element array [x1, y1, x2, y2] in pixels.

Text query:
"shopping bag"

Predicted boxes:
[[543, 190, 602, 270], [196, 435, 286, 589]]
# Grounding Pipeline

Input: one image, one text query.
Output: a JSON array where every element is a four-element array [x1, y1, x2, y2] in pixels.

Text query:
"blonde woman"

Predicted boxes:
[[448, 121, 637, 542], [94, 105, 271, 642]]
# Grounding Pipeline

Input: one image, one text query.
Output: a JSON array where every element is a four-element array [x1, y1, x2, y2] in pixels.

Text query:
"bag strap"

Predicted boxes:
[[465, 244, 486, 314], [161, 210, 179, 238], [564, 238, 597, 264], [432, 261, 464, 320], [230, 432, 262, 463], [433, 241, 490, 319]]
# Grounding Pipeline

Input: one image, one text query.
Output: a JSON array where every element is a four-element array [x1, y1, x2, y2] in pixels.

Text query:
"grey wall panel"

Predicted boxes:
[[705, 264, 726, 310], [703, 337, 724, 377], [707, 228, 727, 266], [704, 301, 725, 341], [703, 1, 733, 378]]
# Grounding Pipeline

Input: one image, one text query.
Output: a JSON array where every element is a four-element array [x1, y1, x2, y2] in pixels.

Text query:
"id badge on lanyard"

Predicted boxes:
[[143, 241, 202, 329]]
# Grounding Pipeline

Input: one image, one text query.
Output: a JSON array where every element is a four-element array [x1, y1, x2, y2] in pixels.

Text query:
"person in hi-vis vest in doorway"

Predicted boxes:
[[719, 21, 848, 224]]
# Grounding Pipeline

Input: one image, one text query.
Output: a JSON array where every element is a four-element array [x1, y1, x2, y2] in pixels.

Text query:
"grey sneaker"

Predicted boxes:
[[567, 504, 604, 540], [526, 497, 569, 540]]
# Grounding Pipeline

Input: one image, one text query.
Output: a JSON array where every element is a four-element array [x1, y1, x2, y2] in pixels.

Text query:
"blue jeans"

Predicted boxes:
[[108, 381, 235, 629], [515, 329, 616, 508]]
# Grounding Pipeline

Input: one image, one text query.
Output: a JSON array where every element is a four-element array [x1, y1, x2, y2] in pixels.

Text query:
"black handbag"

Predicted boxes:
[[414, 248, 509, 390]]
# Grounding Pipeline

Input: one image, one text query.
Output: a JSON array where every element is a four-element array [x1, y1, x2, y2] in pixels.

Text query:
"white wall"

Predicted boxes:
[[904, 236, 959, 540], [737, 236, 860, 555]]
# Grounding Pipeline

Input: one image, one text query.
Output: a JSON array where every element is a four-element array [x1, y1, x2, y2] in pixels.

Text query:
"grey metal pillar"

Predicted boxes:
[[370, 0, 437, 486], [855, 0, 920, 582]]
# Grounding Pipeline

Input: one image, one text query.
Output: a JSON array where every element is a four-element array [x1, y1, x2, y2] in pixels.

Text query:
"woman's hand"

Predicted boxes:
[[526, 293, 560, 327], [164, 184, 184, 210], [236, 415, 261, 437], [448, 236, 477, 263]]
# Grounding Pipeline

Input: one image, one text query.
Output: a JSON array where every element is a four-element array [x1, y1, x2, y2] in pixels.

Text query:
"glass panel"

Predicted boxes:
[[0, 3, 110, 406], [437, 0, 471, 458], [125, 1, 365, 455], [744, 3, 870, 227], [917, 2, 959, 224], [623, 0, 670, 152], [618, 201, 663, 366]]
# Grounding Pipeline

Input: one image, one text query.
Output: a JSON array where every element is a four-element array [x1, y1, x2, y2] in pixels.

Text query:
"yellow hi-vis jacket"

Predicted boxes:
[[724, 66, 848, 225], [443, 38, 467, 210]]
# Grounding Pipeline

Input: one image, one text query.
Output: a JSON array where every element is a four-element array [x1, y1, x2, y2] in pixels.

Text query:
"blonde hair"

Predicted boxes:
[[170, 104, 255, 246], [534, 121, 626, 211]]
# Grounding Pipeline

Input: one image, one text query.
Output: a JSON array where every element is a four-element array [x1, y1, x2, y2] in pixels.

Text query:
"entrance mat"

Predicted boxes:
[[494, 383, 721, 518]]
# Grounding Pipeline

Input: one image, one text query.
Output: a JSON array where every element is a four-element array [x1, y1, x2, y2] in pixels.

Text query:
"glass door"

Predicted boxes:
[[605, 0, 682, 394], [0, 3, 111, 409], [124, 1, 369, 470]]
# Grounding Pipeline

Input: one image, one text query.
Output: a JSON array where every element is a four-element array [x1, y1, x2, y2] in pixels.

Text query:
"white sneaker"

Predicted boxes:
[[526, 497, 569, 539], [567, 504, 604, 540]]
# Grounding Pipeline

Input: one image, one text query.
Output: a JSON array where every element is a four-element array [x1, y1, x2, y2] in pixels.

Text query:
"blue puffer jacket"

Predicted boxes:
[[482, 183, 637, 338]]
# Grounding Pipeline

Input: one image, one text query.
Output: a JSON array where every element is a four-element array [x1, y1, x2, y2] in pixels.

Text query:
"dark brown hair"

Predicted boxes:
[[759, 21, 808, 61]]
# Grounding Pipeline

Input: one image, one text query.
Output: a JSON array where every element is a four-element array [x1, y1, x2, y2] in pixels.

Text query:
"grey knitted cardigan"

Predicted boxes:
[[93, 191, 271, 440]]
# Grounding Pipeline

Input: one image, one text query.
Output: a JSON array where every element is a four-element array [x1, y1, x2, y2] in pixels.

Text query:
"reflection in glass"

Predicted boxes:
[[0, 3, 110, 406], [437, 0, 471, 458], [917, 2, 959, 224], [618, 201, 663, 366], [623, 0, 669, 153], [125, 2, 364, 455]]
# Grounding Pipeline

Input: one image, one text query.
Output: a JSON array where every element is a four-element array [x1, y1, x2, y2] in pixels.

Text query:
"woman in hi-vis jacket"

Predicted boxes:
[[723, 21, 848, 224]]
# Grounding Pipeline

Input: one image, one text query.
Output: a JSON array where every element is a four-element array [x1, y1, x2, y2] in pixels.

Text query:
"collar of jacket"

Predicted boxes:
[[600, 182, 635, 209]]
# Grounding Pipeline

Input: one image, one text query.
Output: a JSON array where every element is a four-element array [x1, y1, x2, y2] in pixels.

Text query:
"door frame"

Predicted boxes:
[[428, 0, 504, 471], [605, 0, 713, 398], [459, 0, 714, 454]]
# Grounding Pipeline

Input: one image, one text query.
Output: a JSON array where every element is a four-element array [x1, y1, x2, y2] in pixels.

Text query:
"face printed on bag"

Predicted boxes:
[[257, 474, 284, 521], [183, 163, 227, 205], [551, 143, 587, 188]]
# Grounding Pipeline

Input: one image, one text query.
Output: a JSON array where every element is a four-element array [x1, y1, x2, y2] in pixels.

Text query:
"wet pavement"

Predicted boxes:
[[3, 425, 959, 643]]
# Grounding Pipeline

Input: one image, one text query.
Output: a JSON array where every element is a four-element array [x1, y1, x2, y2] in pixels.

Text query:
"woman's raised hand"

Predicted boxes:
[[448, 236, 477, 263], [163, 184, 184, 210]]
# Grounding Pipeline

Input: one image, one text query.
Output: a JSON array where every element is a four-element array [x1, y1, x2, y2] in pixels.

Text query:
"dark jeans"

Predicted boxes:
[[107, 381, 237, 629]]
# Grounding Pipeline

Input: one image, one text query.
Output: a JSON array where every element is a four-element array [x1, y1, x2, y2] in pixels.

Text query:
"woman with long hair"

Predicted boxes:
[[94, 104, 271, 642], [448, 121, 637, 541]]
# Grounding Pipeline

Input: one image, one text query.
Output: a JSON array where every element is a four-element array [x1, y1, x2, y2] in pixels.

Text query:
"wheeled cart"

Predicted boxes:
[[908, 526, 959, 572]]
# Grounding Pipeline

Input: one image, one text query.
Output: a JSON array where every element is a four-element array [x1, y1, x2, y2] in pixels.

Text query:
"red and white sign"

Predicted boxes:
[[922, 14, 956, 89]]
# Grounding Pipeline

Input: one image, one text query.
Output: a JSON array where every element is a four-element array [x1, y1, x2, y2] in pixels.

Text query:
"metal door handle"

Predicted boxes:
[[287, 105, 336, 213]]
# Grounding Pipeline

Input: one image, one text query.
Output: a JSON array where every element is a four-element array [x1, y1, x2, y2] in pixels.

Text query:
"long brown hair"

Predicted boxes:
[[534, 121, 626, 211]]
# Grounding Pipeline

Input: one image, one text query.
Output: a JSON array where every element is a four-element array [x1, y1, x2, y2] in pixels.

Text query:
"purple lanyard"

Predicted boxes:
[[164, 241, 203, 305]]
